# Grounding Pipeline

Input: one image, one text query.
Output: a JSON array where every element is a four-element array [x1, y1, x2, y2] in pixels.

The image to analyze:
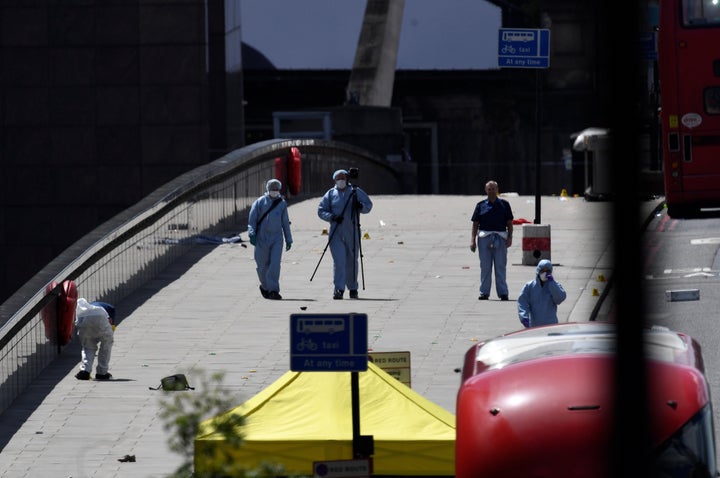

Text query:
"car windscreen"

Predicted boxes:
[[650, 403, 717, 477]]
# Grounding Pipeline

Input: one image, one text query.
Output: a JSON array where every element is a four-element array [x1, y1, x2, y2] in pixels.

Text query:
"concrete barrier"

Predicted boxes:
[[522, 224, 551, 265]]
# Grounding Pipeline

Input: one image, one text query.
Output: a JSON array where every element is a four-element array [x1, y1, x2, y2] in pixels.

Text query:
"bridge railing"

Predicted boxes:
[[0, 138, 411, 415]]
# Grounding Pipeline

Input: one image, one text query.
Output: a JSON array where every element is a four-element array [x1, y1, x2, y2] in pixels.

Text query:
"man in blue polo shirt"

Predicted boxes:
[[470, 180, 514, 301]]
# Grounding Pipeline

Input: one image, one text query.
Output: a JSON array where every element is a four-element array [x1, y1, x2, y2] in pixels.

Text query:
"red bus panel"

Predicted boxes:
[[658, 0, 720, 214]]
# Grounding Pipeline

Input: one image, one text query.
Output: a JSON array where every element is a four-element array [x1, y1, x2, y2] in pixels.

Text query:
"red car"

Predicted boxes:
[[456, 322, 717, 478]]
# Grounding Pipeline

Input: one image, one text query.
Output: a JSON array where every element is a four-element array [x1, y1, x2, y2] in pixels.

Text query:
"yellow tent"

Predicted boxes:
[[195, 362, 456, 476]]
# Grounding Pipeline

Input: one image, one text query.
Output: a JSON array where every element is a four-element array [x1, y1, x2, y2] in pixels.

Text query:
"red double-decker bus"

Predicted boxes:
[[658, 0, 720, 217]]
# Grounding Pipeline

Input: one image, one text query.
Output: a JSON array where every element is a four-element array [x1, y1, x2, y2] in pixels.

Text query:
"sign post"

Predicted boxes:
[[498, 28, 550, 223], [290, 313, 373, 459]]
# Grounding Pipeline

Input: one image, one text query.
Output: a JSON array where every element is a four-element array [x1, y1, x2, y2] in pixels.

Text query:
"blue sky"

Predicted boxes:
[[239, 0, 502, 70]]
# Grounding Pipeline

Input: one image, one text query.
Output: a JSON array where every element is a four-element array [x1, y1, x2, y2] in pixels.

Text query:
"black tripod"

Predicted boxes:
[[352, 186, 366, 290], [310, 185, 365, 290]]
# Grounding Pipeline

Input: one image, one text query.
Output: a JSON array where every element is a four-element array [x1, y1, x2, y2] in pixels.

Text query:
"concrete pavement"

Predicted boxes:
[[0, 195, 661, 477]]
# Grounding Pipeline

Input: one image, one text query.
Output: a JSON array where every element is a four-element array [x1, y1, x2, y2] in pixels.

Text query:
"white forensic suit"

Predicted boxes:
[[75, 298, 114, 376]]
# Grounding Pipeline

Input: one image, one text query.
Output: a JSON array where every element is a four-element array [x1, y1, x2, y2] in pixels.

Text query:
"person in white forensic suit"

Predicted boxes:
[[74, 298, 114, 380]]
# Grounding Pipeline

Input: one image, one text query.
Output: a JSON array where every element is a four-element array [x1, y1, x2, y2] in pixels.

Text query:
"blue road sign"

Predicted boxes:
[[498, 28, 550, 69], [290, 313, 368, 372], [639, 31, 657, 60]]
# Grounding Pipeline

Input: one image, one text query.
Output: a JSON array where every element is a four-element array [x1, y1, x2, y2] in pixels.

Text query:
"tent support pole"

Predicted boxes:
[[350, 372, 375, 458], [351, 372, 374, 459], [352, 371, 361, 457]]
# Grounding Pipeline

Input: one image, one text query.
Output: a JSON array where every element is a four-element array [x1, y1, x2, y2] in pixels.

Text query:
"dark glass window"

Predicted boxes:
[[704, 87, 720, 114], [651, 404, 717, 477], [683, 0, 720, 26]]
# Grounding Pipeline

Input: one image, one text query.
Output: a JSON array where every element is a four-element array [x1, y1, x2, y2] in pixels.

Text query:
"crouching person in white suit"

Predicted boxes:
[[74, 298, 114, 380]]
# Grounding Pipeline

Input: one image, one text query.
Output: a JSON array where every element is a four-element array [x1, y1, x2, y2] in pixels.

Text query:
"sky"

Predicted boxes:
[[239, 0, 502, 70]]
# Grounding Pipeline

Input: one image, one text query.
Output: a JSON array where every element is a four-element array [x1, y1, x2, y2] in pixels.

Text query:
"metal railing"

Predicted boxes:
[[0, 138, 410, 416]]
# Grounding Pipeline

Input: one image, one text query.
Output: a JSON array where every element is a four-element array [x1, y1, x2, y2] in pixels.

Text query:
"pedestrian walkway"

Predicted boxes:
[[0, 195, 660, 477]]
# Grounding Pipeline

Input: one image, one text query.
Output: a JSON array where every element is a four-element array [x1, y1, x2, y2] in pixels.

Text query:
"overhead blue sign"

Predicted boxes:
[[639, 31, 657, 60], [290, 313, 368, 372], [498, 28, 550, 69]]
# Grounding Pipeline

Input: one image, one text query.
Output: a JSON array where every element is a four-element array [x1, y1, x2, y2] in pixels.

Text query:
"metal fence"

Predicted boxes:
[[0, 138, 409, 416]]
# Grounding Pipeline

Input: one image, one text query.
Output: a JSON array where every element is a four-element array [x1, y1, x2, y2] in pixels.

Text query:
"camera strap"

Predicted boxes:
[[255, 198, 282, 236]]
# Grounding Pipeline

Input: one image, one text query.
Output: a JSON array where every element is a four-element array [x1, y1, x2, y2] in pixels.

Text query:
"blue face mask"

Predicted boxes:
[[539, 272, 548, 282], [335, 180, 347, 189], [268, 190, 280, 198]]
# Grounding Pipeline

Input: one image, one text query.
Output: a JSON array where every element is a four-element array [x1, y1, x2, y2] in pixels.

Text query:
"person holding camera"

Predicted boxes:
[[517, 259, 567, 328], [317, 169, 373, 299]]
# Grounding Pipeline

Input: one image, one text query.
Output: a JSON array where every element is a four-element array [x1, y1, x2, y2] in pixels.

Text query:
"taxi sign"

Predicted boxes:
[[290, 313, 368, 372], [498, 28, 550, 69]]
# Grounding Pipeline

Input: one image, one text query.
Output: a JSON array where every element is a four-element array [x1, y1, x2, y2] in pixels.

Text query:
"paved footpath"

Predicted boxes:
[[0, 195, 660, 477]]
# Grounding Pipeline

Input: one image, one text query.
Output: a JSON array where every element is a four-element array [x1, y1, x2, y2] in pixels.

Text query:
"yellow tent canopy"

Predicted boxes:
[[195, 362, 456, 476]]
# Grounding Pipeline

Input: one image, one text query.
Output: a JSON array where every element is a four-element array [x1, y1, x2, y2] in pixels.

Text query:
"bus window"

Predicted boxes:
[[683, 0, 720, 25], [704, 87, 720, 114]]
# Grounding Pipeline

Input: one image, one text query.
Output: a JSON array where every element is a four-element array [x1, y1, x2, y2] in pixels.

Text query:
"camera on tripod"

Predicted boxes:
[[347, 167, 359, 179]]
